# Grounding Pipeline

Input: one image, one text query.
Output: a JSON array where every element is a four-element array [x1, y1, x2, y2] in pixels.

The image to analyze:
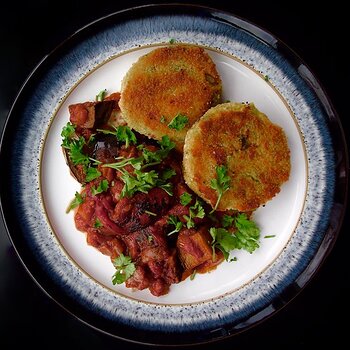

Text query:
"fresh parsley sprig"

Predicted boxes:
[[183, 199, 205, 229], [96, 89, 107, 102], [210, 165, 231, 213], [66, 191, 85, 213], [97, 125, 137, 148], [111, 254, 136, 285], [209, 213, 260, 260], [167, 215, 183, 236], [167, 113, 189, 131], [103, 136, 175, 197], [91, 179, 109, 196]]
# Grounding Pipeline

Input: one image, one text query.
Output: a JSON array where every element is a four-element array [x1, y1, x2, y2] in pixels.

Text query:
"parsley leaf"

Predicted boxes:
[[209, 214, 260, 259], [96, 89, 107, 101], [209, 227, 237, 261], [234, 213, 260, 253], [183, 199, 205, 229], [157, 182, 173, 196], [103, 156, 143, 171], [159, 135, 176, 150], [119, 169, 158, 197], [97, 125, 136, 148], [91, 179, 109, 196], [66, 191, 85, 213], [85, 167, 102, 182], [210, 165, 231, 213], [61, 122, 75, 148], [180, 192, 192, 206], [161, 168, 176, 180], [222, 214, 234, 228], [94, 218, 103, 228], [167, 215, 183, 235], [111, 254, 136, 285], [168, 113, 189, 131], [67, 137, 90, 165]]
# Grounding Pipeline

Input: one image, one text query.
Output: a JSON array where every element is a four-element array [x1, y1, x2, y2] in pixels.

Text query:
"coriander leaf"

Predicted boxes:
[[91, 179, 109, 195], [159, 135, 176, 151], [183, 214, 195, 229], [158, 182, 173, 196], [103, 156, 143, 171], [161, 168, 176, 180], [209, 227, 237, 261], [183, 199, 205, 229], [85, 167, 102, 182], [235, 214, 260, 239], [169, 38, 176, 44], [61, 122, 75, 147], [233, 214, 260, 253], [167, 215, 183, 235], [190, 199, 205, 219], [180, 192, 192, 206], [94, 218, 103, 228], [119, 169, 158, 198], [210, 165, 231, 213], [96, 89, 106, 101], [209, 215, 260, 259], [116, 125, 137, 148], [66, 191, 85, 213], [111, 254, 136, 285], [68, 137, 90, 165], [97, 125, 136, 148], [167, 113, 189, 131], [222, 214, 234, 228]]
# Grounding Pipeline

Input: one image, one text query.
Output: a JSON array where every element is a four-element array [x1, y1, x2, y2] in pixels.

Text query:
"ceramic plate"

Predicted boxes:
[[0, 4, 347, 345]]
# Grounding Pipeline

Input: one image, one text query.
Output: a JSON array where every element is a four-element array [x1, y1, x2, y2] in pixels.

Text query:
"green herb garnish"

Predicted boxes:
[[111, 254, 136, 285], [97, 125, 137, 148], [180, 192, 192, 206], [85, 167, 102, 182], [96, 89, 107, 101], [93, 218, 103, 228], [264, 235, 276, 239], [91, 179, 109, 196], [210, 165, 231, 213], [222, 214, 234, 228], [209, 213, 260, 260], [167, 113, 189, 131], [102, 136, 175, 197], [183, 199, 205, 229], [66, 191, 85, 213], [167, 215, 183, 236]]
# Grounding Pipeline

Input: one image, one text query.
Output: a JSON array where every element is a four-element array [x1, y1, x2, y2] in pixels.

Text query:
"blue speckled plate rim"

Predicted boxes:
[[0, 4, 348, 346]]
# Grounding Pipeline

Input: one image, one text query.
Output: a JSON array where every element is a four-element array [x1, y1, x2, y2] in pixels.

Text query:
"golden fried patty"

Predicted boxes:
[[183, 103, 291, 212], [119, 45, 222, 151]]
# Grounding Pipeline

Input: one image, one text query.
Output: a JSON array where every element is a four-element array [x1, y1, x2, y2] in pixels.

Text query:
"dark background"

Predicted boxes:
[[0, 0, 349, 348]]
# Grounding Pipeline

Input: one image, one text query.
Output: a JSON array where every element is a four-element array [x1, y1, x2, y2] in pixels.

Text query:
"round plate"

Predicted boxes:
[[0, 4, 347, 345]]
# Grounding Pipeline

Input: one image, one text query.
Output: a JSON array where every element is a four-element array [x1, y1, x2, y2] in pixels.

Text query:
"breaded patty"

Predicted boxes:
[[183, 103, 291, 212], [119, 45, 222, 151]]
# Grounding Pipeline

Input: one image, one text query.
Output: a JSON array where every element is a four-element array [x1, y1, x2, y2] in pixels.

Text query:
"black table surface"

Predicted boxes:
[[0, 1, 349, 348]]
